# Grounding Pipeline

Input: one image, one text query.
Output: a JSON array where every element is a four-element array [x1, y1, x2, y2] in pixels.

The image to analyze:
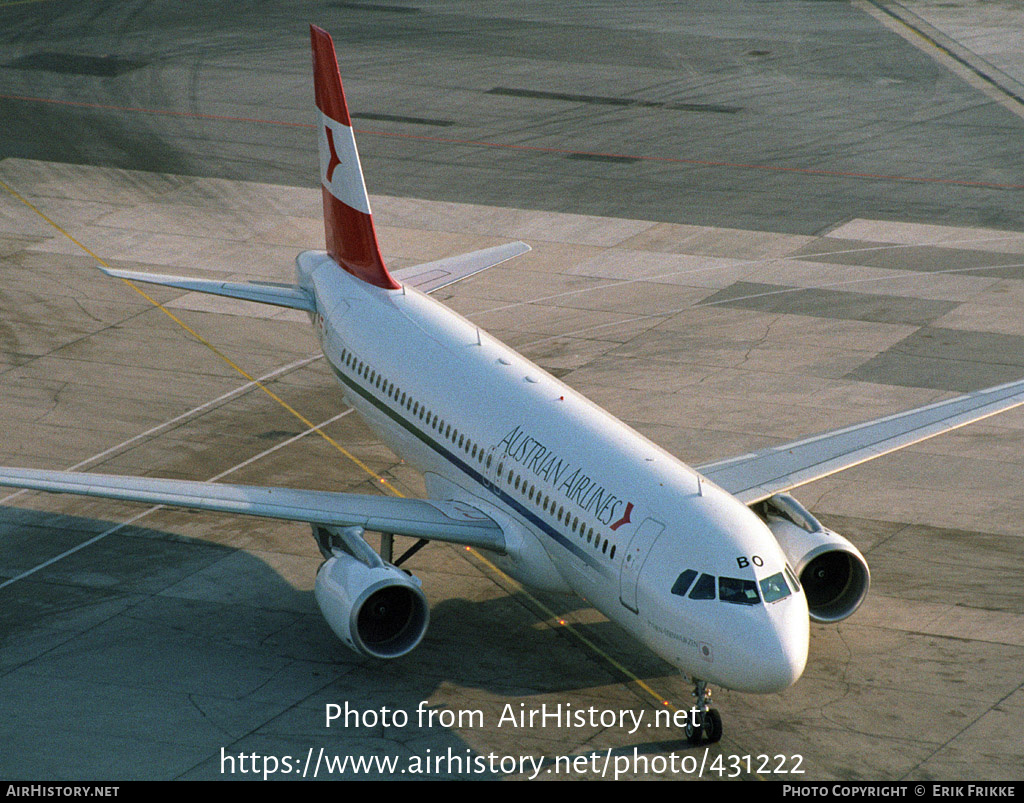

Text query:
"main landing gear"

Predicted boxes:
[[684, 679, 723, 745]]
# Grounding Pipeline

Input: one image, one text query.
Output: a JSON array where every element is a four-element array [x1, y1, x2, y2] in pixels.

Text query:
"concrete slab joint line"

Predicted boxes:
[[0, 409, 354, 592], [856, 0, 1024, 118]]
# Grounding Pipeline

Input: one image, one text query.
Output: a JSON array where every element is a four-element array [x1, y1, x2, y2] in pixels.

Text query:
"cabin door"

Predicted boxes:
[[618, 517, 665, 613]]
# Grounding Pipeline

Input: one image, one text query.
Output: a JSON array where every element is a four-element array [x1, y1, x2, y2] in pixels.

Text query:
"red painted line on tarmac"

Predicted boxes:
[[0, 92, 315, 127], [355, 128, 1024, 190], [3, 91, 1023, 191]]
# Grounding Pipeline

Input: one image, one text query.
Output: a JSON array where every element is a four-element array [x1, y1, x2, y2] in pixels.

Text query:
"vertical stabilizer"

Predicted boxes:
[[310, 25, 399, 290]]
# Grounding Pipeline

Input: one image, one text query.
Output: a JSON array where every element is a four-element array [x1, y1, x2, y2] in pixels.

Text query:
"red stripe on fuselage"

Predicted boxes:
[[321, 188, 399, 289]]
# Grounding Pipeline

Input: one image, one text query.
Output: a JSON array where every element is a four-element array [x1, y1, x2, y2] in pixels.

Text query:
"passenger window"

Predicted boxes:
[[719, 577, 760, 606], [671, 569, 698, 597], [688, 573, 716, 600]]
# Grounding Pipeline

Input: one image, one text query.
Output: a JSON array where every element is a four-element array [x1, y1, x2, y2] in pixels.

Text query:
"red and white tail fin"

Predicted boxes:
[[310, 25, 399, 290]]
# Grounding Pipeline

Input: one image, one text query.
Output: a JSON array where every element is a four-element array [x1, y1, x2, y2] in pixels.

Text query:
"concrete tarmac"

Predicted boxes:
[[0, 0, 1022, 782]]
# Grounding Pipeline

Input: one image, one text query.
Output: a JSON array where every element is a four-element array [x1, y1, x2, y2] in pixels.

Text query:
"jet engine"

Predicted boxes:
[[314, 547, 429, 659], [760, 494, 870, 624]]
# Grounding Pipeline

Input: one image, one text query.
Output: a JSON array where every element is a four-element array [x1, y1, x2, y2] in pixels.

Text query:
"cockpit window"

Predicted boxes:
[[688, 573, 716, 600], [671, 569, 698, 597], [759, 572, 791, 603], [719, 576, 760, 606]]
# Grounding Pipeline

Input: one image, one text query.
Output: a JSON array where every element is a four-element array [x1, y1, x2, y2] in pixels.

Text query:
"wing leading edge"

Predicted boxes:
[[698, 376, 1024, 505], [0, 467, 506, 553]]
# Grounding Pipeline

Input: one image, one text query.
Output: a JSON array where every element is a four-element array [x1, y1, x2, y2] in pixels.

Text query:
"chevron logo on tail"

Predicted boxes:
[[310, 25, 399, 290]]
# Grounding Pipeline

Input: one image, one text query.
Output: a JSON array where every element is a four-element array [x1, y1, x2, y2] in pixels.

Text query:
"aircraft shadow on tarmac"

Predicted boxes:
[[0, 508, 694, 779]]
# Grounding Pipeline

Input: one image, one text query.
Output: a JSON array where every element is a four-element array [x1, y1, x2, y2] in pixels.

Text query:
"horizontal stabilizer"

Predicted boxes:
[[392, 241, 532, 294], [100, 267, 316, 312], [0, 467, 506, 553]]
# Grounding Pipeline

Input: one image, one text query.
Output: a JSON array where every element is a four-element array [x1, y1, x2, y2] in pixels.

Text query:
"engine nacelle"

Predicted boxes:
[[314, 551, 429, 658], [762, 495, 871, 624]]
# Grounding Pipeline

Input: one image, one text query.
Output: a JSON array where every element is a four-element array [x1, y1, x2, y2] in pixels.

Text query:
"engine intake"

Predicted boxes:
[[314, 551, 429, 658], [762, 495, 870, 624]]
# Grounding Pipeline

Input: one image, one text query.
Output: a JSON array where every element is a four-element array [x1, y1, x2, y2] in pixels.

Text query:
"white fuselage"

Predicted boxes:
[[299, 251, 809, 693]]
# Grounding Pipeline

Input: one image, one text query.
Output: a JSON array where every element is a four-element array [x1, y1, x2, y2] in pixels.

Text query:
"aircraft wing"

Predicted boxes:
[[0, 468, 506, 553], [391, 241, 531, 293], [697, 376, 1024, 505]]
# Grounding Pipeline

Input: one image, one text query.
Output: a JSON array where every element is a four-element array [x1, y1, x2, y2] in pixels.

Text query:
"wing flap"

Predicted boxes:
[[0, 467, 505, 552], [698, 376, 1024, 504]]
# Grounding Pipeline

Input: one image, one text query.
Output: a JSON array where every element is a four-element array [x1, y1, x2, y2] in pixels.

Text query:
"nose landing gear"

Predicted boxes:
[[684, 679, 723, 745]]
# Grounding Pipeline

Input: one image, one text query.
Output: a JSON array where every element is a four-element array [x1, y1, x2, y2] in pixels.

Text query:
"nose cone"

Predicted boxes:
[[755, 596, 809, 692], [742, 617, 808, 692], [715, 596, 809, 693]]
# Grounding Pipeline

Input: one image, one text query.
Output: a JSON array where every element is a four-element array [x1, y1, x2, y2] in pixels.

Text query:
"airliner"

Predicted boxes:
[[2, 26, 1023, 745]]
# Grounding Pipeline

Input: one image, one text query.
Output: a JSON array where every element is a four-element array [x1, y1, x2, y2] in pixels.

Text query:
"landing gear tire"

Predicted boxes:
[[703, 708, 723, 743], [684, 707, 723, 745], [684, 678, 723, 745], [684, 716, 702, 746]]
